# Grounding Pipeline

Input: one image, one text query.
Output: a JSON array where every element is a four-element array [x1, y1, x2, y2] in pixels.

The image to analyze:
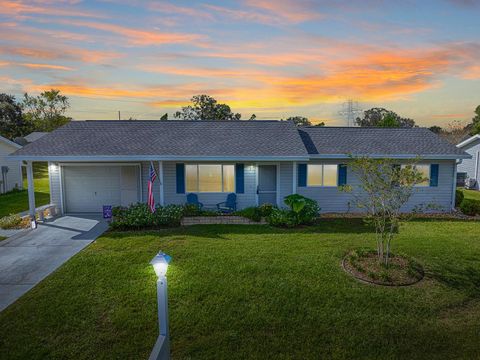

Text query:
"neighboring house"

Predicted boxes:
[[10, 120, 470, 216], [456, 134, 480, 189], [0, 135, 23, 194]]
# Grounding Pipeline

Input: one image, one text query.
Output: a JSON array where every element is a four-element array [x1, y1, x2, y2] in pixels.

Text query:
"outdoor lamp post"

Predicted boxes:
[[149, 252, 172, 360]]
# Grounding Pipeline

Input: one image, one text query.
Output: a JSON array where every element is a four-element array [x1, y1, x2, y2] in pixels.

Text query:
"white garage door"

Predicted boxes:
[[63, 165, 140, 213]]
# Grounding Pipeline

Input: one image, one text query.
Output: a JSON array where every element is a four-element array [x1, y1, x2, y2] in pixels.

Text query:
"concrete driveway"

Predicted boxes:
[[0, 215, 108, 312]]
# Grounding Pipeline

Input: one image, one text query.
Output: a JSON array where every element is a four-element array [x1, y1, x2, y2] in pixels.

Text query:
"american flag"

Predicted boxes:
[[148, 162, 157, 213]]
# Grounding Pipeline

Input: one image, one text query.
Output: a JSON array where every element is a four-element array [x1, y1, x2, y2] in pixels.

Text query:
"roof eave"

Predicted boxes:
[[8, 154, 310, 162], [457, 134, 480, 148], [308, 154, 472, 160]]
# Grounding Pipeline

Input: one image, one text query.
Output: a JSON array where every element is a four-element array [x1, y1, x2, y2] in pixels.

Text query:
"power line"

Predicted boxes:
[[338, 99, 363, 127]]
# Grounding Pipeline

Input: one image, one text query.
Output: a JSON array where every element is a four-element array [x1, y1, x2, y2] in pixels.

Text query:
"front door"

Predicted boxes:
[[257, 165, 277, 205]]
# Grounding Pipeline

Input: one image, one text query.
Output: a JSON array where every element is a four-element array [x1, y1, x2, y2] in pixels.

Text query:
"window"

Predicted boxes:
[[307, 164, 338, 186], [401, 164, 430, 186], [186, 164, 235, 192], [414, 164, 430, 186]]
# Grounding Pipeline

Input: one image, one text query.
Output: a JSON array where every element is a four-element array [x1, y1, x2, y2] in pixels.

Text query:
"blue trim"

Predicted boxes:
[[430, 164, 439, 187], [298, 164, 307, 187], [176, 163, 185, 193], [338, 164, 347, 186], [235, 163, 244, 194]]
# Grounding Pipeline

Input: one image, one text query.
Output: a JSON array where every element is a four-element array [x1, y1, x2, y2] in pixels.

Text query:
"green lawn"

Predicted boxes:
[[460, 188, 480, 201], [0, 162, 50, 217], [1, 220, 480, 359]]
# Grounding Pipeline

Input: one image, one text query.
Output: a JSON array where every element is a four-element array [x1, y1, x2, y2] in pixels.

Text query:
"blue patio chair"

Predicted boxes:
[[186, 193, 203, 210], [216, 193, 237, 214]]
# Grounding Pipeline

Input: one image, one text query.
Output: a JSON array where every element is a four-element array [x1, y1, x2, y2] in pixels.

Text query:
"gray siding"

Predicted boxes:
[[297, 160, 456, 213], [48, 159, 456, 214], [457, 139, 480, 189], [0, 142, 22, 193], [48, 162, 62, 212]]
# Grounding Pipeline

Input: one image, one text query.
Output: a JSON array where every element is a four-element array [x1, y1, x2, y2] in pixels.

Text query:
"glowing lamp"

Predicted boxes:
[[150, 252, 172, 278]]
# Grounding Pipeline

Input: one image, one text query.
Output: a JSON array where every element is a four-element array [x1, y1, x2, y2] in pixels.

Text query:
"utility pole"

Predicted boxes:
[[338, 100, 362, 127], [118, 111, 121, 120]]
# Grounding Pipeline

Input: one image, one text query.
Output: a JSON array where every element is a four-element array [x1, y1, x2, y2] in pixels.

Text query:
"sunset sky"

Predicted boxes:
[[1, 0, 479, 126]]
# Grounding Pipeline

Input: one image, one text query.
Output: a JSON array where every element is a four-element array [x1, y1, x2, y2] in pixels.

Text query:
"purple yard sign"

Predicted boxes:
[[103, 205, 113, 219]]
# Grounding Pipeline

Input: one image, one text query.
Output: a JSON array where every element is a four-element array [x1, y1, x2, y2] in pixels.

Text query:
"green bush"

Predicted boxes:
[[459, 199, 480, 216], [455, 189, 464, 207], [183, 203, 202, 217], [236, 207, 263, 222], [258, 203, 274, 217], [0, 214, 22, 229], [267, 195, 320, 227], [110, 203, 184, 230]]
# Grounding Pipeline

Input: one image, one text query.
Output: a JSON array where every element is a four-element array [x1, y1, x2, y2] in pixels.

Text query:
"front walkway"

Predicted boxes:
[[0, 215, 108, 312]]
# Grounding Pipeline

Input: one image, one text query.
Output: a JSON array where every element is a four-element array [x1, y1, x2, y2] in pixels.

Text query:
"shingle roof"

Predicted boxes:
[[299, 127, 470, 158], [11, 121, 470, 160], [12, 120, 308, 159]]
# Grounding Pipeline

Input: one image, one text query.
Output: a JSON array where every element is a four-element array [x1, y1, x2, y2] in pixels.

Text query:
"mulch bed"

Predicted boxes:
[[343, 250, 424, 286]]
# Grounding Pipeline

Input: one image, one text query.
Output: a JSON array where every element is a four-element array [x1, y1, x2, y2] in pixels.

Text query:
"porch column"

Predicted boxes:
[[26, 161, 36, 219], [158, 161, 165, 206], [292, 161, 297, 194]]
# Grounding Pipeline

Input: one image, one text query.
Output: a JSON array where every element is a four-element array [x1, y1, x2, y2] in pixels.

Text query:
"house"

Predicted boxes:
[[456, 134, 480, 189], [9, 120, 470, 217], [0, 135, 23, 194]]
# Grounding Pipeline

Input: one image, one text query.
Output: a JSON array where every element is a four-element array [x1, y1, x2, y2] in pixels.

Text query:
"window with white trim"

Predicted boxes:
[[186, 164, 235, 192], [307, 164, 338, 186]]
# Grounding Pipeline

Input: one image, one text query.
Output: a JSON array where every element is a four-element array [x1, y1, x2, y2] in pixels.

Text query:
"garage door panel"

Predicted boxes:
[[63, 166, 139, 213]]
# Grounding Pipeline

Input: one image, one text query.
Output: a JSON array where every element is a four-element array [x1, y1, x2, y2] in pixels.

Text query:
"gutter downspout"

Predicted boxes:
[[452, 159, 462, 210]]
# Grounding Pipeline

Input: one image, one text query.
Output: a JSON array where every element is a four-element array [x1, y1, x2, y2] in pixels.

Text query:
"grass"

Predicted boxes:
[[0, 162, 50, 217], [460, 188, 480, 201], [1, 220, 480, 359]]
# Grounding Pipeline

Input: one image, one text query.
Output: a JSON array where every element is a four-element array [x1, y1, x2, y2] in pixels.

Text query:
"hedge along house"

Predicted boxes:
[[457, 134, 480, 189], [10, 120, 470, 218]]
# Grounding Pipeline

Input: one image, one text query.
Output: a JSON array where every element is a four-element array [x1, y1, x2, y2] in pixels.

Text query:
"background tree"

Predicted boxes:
[[22, 89, 71, 132], [314, 121, 326, 127], [0, 93, 32, 140], [355, 108, 415, 128], [341, 157, 426, 265], [160, 113, 168, 121], [248, 114, 256, 121], [174, 95, 241, 121], [285, 116, 311, 126], [438, 120, 470, 144], [429, 125, 442, 134], [470, 105, 480, 135]]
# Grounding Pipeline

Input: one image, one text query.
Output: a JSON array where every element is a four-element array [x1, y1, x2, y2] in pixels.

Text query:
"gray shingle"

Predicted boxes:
[[299, 127, 469, 157], [13, 120, 308, 158]]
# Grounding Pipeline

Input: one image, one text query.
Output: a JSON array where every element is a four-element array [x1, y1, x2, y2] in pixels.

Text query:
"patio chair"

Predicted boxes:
[[216, 193, 237, 214], [186, 193, 203, 210]]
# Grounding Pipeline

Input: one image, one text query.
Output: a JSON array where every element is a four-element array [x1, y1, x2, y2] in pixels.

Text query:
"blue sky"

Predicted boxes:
[[0, 0, 479, 125]]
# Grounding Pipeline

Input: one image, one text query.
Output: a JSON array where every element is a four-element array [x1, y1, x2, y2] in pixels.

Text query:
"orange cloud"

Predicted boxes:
[[0, 45, 122, 64], [244, 0, 324, 23], [0, 0, 104, 19], [0, 61, 74, 70], [63, 19, 205, 46]]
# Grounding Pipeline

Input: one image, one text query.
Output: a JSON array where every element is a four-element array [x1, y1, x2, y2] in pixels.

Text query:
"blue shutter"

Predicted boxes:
[[176, 163, 185, 194], [298, 164, 307, 187], [430, 164, 439, 187], [235, 163, 244, 194], [338, 164, 347, 186]]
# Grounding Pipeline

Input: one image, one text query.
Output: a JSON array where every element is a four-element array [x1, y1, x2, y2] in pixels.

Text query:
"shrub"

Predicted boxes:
[[183, 204, 202, 217], [267, 195, 320, 227], [236, 207, 262, 222], [0, 214, 22, 229], [110, 203, 184, 230], [459, 199, 480, 216], [258, 203, 274, 217], [455, 189, 464, 207]]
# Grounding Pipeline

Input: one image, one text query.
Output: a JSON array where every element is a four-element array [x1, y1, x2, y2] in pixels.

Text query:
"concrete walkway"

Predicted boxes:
[[0, 215, 108, 312]]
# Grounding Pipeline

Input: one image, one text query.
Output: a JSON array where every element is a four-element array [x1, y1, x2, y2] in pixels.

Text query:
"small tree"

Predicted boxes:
[[341, 157, 426, 265]]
